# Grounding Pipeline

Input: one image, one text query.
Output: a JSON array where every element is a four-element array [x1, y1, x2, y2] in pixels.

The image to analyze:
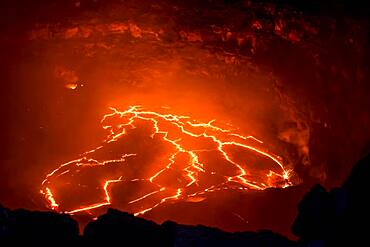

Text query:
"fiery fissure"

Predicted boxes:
[[41, 105, 293, 216]]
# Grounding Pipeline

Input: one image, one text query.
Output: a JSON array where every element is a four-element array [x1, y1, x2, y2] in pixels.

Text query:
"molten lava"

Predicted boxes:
[[41, 105, 293, 216]]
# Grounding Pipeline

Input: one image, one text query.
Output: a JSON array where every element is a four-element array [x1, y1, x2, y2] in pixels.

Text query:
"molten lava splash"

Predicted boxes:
[[41, 105, 293, 216]]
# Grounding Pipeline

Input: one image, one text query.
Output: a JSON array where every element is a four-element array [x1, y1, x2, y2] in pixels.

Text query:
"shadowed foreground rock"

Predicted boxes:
[[292, 153, 370, 246], [0, 207, 80, 244], [83, 209, 295, 246], [1, 153, 369, 246], [83, 209, 172, 245]]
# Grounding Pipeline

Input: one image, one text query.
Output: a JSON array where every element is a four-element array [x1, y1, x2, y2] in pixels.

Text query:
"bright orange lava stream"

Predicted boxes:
[[40, 105, 293, 216]]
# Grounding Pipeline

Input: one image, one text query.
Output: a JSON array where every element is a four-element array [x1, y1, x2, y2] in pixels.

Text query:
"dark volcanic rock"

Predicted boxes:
[[171, 224, 296, 247], [0, 205, 80, 245], [84, 209, 295, 247], [292, 152, 370, 246], [84, 208, 172, 246], [341, 153, 370, 246], [291, 184, 334, 240]]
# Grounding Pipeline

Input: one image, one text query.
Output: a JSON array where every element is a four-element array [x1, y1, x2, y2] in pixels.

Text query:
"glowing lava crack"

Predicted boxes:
[[41, 105, 293, 216]]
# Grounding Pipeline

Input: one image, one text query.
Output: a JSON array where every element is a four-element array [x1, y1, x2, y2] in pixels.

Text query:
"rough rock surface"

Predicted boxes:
[[0, 206, 79, 244], [292, 153, 370, 246]]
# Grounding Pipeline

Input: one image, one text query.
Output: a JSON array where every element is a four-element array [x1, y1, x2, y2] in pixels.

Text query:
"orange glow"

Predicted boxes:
[[40, 105, 294, 216], [41, 187, 59, 210], [65, 83, 78, 90]]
